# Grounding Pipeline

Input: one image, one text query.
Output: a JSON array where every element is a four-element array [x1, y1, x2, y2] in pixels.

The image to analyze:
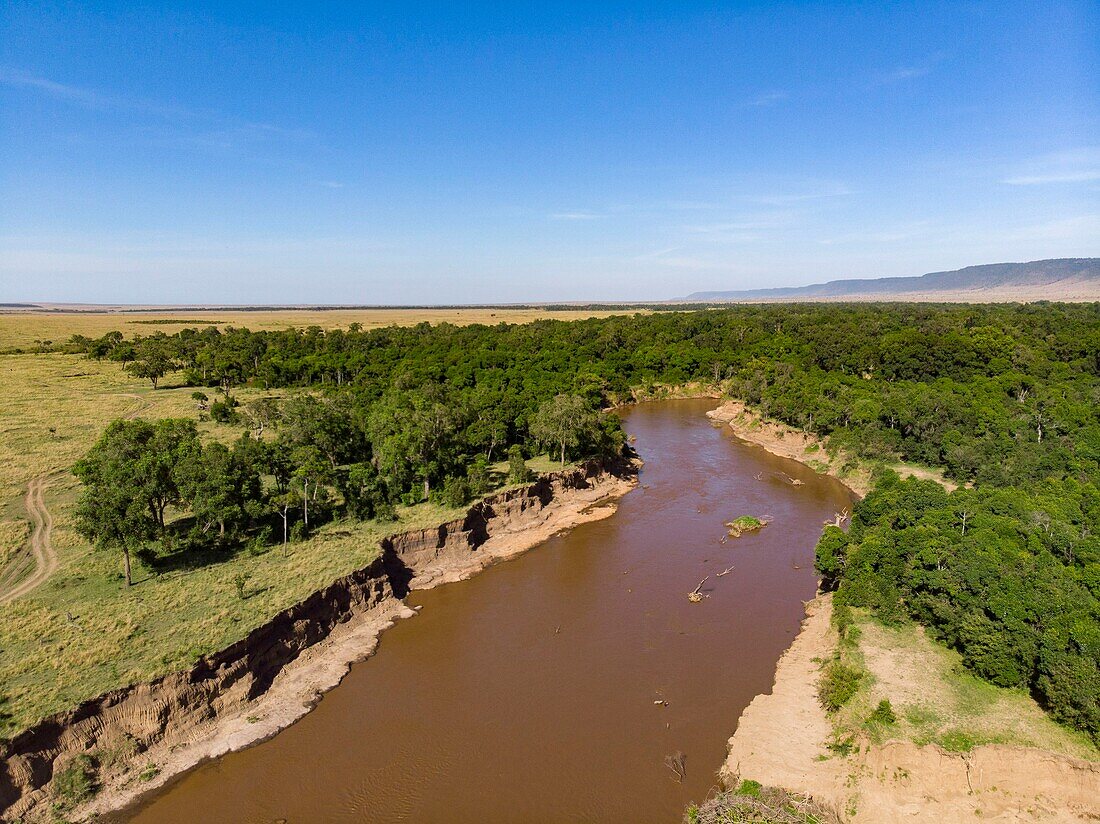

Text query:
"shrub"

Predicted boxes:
[[139, 763, 161, 782], [246, 529, 272, 556], [818, 660, 863, 712], [507, 444, 533, 484], [734, 779, 762, 797], [466, 457, 492, 496], [209, 397, 239, 423], [439, 476, 471, 508], [233, 572, 250, 600], [866, 699, 897, 726], [374, 499, 397, 522], [53, 754, 97, 808]]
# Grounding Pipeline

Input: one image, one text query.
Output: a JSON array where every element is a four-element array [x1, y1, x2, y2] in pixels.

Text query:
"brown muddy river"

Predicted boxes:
[[122, 399, 852, 823]]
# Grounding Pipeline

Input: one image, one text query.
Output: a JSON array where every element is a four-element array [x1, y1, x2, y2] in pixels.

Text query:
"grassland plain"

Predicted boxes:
[[0, 306, 647, 351], [0, 344, 567, 736]]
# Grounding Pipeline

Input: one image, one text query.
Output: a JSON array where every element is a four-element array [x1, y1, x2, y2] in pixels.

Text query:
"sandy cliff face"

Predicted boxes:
[[1, 459, 635, 822]]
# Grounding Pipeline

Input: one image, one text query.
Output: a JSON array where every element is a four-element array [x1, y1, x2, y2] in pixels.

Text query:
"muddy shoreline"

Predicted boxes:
[[706, 399, 870, 498], [0, 459, 637, 822]]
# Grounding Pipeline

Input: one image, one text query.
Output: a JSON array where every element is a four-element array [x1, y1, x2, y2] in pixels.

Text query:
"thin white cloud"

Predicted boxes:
[[549, 211, 604, 220], [317, 180, 346, 189], [872, 53, 946, 87], [1004, 148, 1100, 185], [0, 67, 309, 142], [634, 247, 681, 261], [1, 67, 196, 119], [879, 66, 930, 83]]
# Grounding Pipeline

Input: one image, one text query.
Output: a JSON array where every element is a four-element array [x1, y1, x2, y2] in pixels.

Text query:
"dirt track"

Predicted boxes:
[[0, 474, 58, 605], [0, 394, 147, 606]]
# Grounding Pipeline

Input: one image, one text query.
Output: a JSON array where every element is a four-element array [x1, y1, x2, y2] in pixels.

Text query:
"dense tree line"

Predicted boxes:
[[70, 303, 1100, 487], [817, 473, 1100, 742], [69, 302, 1100, 738], [72, 388, 621, 584]]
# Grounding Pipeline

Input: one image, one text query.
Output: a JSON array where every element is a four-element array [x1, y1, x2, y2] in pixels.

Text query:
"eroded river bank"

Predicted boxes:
[[116, 399, 852, 823]]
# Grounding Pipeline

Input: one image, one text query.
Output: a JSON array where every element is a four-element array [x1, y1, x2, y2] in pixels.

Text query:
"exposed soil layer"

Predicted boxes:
[[0, 459, 636, 822]]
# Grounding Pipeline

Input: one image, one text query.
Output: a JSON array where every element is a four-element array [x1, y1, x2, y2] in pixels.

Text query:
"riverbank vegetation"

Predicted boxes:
[[2, 302, 1098, 749], [726, 515, 768, 537], [0, 354, 596, 734], [817, 473, 1100, 743], [819, 604, 1097, 761]]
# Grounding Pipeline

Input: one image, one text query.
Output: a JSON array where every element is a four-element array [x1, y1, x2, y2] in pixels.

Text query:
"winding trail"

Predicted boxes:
[[0, 474, 58, 605], [0, 394, 149, 605]]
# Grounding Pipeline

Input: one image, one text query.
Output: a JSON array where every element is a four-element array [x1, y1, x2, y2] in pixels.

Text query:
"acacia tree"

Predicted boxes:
[[243, 397, 281, 437], [530, 394, 599, 467], [124, 338, 178, 389]]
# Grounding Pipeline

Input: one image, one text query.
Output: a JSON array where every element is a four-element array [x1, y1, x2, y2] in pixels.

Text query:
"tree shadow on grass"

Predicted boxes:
[[134, 517, 248, 576]]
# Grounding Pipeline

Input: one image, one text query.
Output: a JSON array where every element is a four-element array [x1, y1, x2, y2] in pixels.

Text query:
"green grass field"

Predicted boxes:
[[825, 611, 1098, 761], [0, 348, 565, 735]]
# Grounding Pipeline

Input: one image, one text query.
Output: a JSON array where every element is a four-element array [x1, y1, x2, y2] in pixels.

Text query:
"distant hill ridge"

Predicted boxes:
[[686, 258, 1100, 302]]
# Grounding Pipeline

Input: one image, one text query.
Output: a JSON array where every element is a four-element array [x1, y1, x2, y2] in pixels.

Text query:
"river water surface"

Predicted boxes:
[[123, 399, 852, 823]]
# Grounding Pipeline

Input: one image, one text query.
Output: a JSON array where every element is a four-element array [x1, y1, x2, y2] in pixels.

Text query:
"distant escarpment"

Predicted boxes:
[[687, 258, 1100, 302], [0, 458, 636, 822]]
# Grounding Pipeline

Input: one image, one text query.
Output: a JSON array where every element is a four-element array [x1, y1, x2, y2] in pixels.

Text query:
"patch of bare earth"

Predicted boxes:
[[720, 594, 1100, 823]]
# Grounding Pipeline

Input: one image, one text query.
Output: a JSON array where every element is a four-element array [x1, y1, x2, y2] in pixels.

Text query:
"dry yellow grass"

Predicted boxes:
[[0, 306, 646, 350]]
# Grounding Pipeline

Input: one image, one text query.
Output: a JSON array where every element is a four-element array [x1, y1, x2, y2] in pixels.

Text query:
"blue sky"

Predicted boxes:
[[1, 1, 1097, 304]]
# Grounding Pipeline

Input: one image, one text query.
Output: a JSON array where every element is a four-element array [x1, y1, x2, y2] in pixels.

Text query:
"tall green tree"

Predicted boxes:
[[124, 338, 178, 389], [530, 394, 599, 467], [72, 419, 199, 584], [177, 440, 263, 541], [368, 385, 464, 500]]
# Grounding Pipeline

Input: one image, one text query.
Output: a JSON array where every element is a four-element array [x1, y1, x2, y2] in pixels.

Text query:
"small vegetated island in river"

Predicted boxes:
[[726, 515, 769, 538], [0, 302, 1098, 821]]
